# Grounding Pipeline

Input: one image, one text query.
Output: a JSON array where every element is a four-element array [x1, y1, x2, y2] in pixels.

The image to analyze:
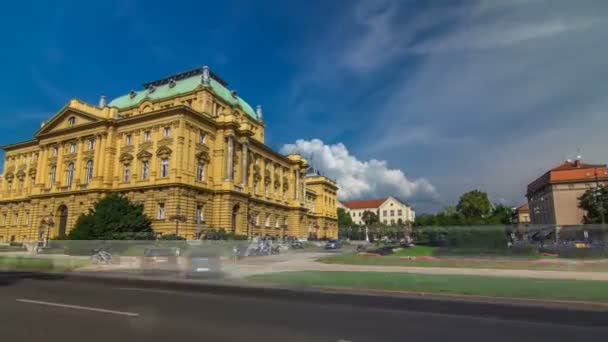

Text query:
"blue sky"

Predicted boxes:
[[2, 0, 608, 212]]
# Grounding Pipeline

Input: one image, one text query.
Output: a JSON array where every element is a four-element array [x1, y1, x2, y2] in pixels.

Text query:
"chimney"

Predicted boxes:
[[574, 155, 582, 167], [255, 105, 263, 121], [98, 95, 106, 108], [201, 65, 211, 86]]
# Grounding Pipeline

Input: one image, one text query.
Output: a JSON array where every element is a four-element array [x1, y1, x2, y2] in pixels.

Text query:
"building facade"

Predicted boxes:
[[0, 66, 338, 241], [526, 159, 608, 226], [513, 203, 530, 224], [340, 197, 414, 225]]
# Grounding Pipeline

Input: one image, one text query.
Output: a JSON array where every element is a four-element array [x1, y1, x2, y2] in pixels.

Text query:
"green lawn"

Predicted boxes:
[[319, 253, 608, 272], [0, 256, 88, 272], [249, 271, 608, 302], [392, 246, 435, 256]]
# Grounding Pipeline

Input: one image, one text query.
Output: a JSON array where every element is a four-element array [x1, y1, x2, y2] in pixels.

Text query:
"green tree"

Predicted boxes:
[[489, 204, 513, 225], [361, 210, 379, 226], [579, 186, 608, 224], [456, 190, 491, 219], [337, 207, 353, 227], [67, 193, 154, 240]]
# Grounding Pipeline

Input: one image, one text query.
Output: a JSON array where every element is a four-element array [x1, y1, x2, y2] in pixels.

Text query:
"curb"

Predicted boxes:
[[5, 270, 608, 327]]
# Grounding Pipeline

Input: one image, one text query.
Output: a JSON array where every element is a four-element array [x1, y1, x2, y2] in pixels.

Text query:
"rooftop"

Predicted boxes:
[[107, 66, 259, 120], [527, 159, 608, 195], [341, 198, 388, 209]]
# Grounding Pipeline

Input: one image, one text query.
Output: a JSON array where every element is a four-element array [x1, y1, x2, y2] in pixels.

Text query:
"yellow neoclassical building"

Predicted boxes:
[[0, 66, 338, 241]]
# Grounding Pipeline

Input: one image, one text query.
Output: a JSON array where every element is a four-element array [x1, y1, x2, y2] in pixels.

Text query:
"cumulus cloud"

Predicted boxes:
[[280, 139, 437, 202]]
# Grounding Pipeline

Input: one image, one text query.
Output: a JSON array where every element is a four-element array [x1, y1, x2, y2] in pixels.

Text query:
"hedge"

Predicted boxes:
[[412, 226, 509, 249]]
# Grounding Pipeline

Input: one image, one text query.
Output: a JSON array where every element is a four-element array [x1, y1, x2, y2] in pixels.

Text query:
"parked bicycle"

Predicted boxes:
[[91, 248, 113, 265]]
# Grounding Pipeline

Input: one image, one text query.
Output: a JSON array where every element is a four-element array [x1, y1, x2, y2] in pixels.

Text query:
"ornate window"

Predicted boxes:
[[25, 212, 30, 225], [123, 164, 130, 182], [49, 165, 56, 186], [197, 161, 205, 181], [66, 162, 74, 187], [195, 205, 204, 224], [68, 116, 76, 127], [275, 216, 279, 228], [265, 214, 270, 227], [141, 160, 149, 179], [85, 160, 94, 184], [199, 131, 206, 144], [52, 146, 58, 157], [69, 143, 76, 154], [163, 127, 171, 137], [88, 138, 95, 150], [144, 131, 151, 141], [160, 158, 169, 177], [157, 203, 165, 219], [255, 212, 260, 226], [126, 134, 133, 145]]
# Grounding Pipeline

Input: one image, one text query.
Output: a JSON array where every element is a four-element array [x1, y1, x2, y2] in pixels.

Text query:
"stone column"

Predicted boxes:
[[55, 142, 64, 187], [93, 134, 102, 180], [225, 135, 234, 181], [103, 129, 116, 186], [35, 146, 46, 187], [295, 169, 300, 200], [241, 141, 248, 186]]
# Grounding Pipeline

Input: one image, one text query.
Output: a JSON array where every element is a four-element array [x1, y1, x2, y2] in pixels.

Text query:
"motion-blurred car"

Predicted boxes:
[[141, 247, 181, 274], [184, 249, 222, 278], [325, 239, 342, 250]]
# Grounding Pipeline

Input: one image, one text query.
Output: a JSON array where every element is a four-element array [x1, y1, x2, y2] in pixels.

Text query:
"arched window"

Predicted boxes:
[[160, 158, 169, 177], [275, 216, 279, 228], [49, 166, 56, 186], [66, 163, 74, 187], [141, 160, 149, 179], [196, 161, 205, 181], [265, 214, 270, 227], [85, 160, 94, 184], [123, 164, 130, 182], [68, 116, 76, 127]]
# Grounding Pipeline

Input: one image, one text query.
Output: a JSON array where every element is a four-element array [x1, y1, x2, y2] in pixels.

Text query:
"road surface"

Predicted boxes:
[[1, 273, 607, 342]]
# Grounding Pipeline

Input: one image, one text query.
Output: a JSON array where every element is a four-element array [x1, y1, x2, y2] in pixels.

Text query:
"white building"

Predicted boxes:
[[340, 197, 415, 225]]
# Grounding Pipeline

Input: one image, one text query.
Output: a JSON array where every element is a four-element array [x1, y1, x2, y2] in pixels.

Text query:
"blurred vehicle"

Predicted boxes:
[[289, 240, 304, 249], [184, 249, 222, 278], [141, 247, 180, 274], [325, 239, 342, 250]]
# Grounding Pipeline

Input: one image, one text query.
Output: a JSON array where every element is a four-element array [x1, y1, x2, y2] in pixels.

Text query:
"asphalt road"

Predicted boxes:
[[1, 274, 607, 342]]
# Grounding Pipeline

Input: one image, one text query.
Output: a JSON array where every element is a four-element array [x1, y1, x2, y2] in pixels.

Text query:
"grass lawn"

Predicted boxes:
[[0, 256, 88, 272], [249, 271, 608, 302], [320, 252, 608, 272], [392, 245, 435, 256]]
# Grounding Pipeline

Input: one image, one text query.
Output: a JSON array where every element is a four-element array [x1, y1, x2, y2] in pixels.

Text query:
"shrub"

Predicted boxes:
[[413, 226, 508, 249], [159, 234, 186, 241]]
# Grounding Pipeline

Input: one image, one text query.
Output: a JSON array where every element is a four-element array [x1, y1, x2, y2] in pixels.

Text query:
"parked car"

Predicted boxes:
[[141, 247, 181, 274], [325, 239, 342, 250], [183, 249, 222, 278]]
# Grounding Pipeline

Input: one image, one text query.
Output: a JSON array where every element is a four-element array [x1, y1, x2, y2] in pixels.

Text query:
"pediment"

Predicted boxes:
[[35, 107, 104, 137]]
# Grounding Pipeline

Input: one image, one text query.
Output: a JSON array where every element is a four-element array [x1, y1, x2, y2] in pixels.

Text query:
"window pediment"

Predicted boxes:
[[137, 150, 153, 161], [119, 152, 134, 165], [156, 146, 172, 159]]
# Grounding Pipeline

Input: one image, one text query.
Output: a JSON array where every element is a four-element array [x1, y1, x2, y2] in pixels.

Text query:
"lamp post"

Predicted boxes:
[[170, 205, 186, 238], [46, 212, 54, 248]]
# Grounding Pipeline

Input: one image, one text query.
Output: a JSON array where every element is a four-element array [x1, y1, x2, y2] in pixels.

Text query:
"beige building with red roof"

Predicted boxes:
[[526, 159, 608, 225], [513, 203, 530, 224], [340, 196, 414, 225]]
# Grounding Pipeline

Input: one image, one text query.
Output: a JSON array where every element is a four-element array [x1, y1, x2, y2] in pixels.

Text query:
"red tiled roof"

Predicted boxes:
[[527, 160, 608, 196], [516, 203, 529, 212], [341, 198, 387, 209]]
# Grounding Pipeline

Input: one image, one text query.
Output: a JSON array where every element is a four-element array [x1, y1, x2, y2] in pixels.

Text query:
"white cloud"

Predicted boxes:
[[280, 138, 437, 201]]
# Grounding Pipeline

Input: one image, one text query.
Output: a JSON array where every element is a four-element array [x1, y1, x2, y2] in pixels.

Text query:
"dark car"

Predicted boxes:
[[141, 247, 181, 274], [184, 249, 222, 278], [325, 239, 342, 250]]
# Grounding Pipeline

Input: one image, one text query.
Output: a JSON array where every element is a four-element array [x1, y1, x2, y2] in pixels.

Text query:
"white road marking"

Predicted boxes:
[[16, 299, 140, 317]]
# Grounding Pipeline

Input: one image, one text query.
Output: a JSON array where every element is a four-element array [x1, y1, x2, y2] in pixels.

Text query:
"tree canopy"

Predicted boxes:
[[337, 207, 353, 227], [361, 210, 379, 226], [67, 193, 154, 240], [456, 190, 491, 218], [578, 185, 608, 224]]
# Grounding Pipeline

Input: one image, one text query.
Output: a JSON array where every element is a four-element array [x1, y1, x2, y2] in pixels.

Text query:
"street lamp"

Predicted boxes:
[[46, 212, 54, 248], [170, 205, 186, 237]]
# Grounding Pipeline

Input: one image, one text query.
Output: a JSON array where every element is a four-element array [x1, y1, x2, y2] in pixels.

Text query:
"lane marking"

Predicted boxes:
[[16, 299, 139, 317]]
